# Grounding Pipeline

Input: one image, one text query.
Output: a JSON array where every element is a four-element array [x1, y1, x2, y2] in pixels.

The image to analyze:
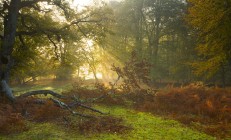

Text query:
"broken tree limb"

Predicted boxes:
[[50, 98, 94, 118], [50, 98, 69, 108], [68, 102, 104, 114], [50, 98, 104, 118], [18, 90, 65, 98], [1, 80, 15, 102]]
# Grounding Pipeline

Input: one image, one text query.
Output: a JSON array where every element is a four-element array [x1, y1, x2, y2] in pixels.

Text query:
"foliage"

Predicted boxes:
[[1, 0, 231, 139], [111, 51, 151, 92], [0, 0, 113, 85], [103, 0, 197, 83], [186, 0, 231, 79]]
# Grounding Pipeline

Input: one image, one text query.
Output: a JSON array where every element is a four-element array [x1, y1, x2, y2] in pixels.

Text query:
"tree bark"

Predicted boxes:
[[0, 0, 21, 101], [0, 80, 15, 101]]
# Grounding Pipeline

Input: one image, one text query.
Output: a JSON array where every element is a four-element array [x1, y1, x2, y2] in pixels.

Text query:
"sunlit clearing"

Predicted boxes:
[[86, 73, 103, 80], [73, 46, 124, 83], [82, 39, 94, 52], [87, 39, 93, 47], [74, 65, 102, 80]]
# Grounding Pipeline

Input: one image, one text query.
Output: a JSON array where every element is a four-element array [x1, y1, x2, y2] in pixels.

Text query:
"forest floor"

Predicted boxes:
[[0, 80, 230, 140]]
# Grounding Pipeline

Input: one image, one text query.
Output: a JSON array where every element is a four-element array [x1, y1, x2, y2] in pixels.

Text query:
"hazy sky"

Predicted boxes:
[[72, 0, 121, 7], [72, 0, 92, 6]]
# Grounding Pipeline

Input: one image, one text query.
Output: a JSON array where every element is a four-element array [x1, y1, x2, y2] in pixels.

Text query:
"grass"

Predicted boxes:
[[0, 106, 215, 140], [97, 106, 216, 140]]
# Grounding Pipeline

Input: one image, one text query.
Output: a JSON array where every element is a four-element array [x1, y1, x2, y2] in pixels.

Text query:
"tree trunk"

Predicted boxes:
[[92, 69, 98, 82], [0, 0, 21, 101]]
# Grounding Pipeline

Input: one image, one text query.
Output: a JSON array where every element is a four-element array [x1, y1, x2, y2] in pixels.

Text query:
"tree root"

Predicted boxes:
[[1, 80, 15, 102]]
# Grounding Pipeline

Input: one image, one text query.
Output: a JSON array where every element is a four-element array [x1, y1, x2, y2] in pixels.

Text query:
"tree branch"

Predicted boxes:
[[18, 34, 26, 46], [19, 90, 64, 98], [50, 98, 94, 118], [46, 34, 60, 59], [16, 30, 40, 36], [20, 0, 47, 9], [68, 101, 105, 114]]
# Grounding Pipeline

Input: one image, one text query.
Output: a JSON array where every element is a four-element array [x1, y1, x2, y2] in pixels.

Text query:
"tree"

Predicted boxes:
[[0, 0, 111, 101], [186, 0, 231, 86], [105, 0, 192, 82]]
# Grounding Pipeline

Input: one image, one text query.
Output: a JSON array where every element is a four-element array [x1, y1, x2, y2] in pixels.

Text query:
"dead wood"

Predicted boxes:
[[50, 98, 95, 118], [68, 101, 104, 114], [18, 90, 64, 98]]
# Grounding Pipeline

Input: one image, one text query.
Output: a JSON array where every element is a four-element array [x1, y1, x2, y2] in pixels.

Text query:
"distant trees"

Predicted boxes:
[[105, 0, 195, 83], [0, 0, 230, 103], [104, 0, 231, 86]]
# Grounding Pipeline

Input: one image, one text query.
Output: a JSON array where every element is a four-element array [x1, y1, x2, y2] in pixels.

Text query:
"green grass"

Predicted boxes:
[[96, 106, 216, 140], [0, 106, 215, 140]]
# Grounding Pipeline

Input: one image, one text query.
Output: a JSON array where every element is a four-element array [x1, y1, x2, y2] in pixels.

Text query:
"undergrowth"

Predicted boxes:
[[0, 106, 215, 140], [1, 79, 230, 139], [125, 85, 231, 139]]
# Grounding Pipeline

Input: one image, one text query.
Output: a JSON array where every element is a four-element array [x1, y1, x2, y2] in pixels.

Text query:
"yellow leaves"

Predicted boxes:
[[186, 0, 231, 78], [187, 0, 226, 34], [191, 54, 226, 78]]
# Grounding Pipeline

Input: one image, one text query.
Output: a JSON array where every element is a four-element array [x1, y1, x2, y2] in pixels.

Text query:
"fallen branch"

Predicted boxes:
[[18, 90, 64, 98], [68, 101, 104, 114], [50, 98, 94, 118], [50, 98, 69, 108]]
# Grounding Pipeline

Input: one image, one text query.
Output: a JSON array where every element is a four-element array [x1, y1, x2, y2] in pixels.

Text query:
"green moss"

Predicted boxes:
[[97, 106, 216, 140]]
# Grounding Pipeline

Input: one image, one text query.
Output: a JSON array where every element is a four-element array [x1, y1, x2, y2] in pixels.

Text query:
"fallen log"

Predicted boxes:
[[18, 90, 64, 98]]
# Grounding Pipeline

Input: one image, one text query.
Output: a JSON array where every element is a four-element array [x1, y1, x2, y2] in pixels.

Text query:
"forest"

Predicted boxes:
[[0, 0, 231, 139]]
